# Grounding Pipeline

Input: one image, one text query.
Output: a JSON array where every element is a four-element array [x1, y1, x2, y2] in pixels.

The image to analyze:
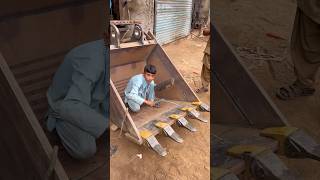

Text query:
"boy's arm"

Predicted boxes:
[[126, 80, 145, 105], [148, 83, 155, 101]]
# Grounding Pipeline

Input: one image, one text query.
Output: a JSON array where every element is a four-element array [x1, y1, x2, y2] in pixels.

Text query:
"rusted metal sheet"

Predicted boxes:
[[213, 75, 251, 127], [0, 0, 106, 121], [212, 22, 288, 128], [0, 0, 107, 178], [154, 0, 193, 45], [0, 0, 101, 19], [0, 1, 106, 67], [0, 53, 68, 180]]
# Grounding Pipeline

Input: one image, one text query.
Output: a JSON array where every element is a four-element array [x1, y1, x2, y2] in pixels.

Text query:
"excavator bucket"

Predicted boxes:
[[109, 20, 209, 156]]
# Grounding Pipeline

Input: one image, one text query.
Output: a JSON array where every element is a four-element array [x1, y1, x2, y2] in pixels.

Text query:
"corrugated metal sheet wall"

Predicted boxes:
[[155, 0, 193, 45]]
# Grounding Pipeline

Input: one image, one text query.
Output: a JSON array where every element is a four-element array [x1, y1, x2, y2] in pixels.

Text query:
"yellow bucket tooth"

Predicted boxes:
[[140, 130, 153, 139], [140, 130, 167, 156], [169, 114, 181, 120], [191, 101, 202, 106], [169, 114, 197, 132], [154, 121, 183, 143]]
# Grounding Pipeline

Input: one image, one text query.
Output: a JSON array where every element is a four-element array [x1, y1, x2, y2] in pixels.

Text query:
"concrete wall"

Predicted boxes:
[[192, 0, 210, 28], [119, 0, 154, 33]]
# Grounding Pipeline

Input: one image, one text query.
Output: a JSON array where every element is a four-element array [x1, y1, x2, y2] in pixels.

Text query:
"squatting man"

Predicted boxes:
[[46, 37, 109, 159]]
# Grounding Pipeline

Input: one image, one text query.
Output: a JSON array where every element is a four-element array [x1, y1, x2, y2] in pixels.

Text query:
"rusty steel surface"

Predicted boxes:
[[0, 0, 107, 179], [0, 53, 68, 180], [212, 22, 288, 128], [0, 0, 100, 20]]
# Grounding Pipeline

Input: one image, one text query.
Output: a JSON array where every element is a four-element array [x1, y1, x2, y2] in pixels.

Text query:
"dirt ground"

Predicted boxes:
[[110, 36, 210, 180], [213, 0, 320, 179]]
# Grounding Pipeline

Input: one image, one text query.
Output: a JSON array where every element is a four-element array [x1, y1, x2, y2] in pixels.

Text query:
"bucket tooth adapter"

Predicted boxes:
[[211, 167, 239, 180], [155, 122, 184, 143], [180, 107, 208, 123], [140, 130, 167, 156], [191, 101, 210, 112], [227, 145, 298, 180], [261, 127, 320, 161], [169, 114, 197, 132]]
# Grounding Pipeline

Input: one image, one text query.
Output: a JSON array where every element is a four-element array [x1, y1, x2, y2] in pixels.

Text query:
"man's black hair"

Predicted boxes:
[[144, 64, 157, 74]]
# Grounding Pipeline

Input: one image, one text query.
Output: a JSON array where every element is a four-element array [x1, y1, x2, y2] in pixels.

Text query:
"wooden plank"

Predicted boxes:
[[0, 53, 68, 179]]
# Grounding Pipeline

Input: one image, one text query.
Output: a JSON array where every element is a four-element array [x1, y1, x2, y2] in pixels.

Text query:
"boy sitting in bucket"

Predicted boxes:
[[124, 64, 157, 112]]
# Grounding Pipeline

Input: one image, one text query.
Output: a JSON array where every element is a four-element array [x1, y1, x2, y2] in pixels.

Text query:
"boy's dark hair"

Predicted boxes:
[[144, 64, 157, 74]]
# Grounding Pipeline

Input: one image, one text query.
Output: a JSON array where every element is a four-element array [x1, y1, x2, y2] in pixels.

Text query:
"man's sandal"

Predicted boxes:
[[276, 84, 315, 100]]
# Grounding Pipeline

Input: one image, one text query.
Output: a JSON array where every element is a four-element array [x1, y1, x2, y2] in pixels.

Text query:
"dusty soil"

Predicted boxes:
[[213, 0, 320, 179], [110, 36, 210, 180]]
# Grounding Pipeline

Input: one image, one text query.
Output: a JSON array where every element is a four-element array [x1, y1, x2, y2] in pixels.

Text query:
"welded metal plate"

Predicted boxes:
[[212, 23, 288, 128]]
